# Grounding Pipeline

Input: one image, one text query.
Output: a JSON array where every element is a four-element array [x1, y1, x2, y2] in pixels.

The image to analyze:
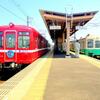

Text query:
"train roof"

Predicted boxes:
[[0, 23, 48, 42], [86, 34, 100, 39], [0, 23, 33, 31], [0, 23, 41, 35]]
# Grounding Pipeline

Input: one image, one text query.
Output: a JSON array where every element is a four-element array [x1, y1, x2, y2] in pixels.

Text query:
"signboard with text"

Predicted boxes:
[[49, 25, 61, 30]]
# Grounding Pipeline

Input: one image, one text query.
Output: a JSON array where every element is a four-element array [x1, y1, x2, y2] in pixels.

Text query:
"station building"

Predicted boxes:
[[40, 10, 97, 56]]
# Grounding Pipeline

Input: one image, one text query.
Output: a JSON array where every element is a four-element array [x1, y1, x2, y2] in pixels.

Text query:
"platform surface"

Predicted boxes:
[[43, 56, 100, 100], [1, 52, 100, 100]]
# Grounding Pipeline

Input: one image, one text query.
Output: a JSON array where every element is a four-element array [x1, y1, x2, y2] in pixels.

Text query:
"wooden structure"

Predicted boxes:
[[40, 10, 97, 55]]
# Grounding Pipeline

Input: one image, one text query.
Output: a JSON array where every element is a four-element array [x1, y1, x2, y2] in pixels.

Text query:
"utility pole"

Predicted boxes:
[[27, 16, 29, 26]]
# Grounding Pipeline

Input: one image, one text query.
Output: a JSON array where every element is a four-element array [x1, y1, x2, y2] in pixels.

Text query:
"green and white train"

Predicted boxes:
[[70, 34, 100, 57]]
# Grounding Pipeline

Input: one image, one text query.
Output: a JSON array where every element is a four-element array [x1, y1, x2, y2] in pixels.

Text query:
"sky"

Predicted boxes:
[[71, 12, 100, 40], [0, 0, 100, 44]]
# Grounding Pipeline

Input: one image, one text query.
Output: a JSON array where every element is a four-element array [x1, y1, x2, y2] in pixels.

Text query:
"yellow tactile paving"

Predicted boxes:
[[80, 55, 100, 68], [71, 51, 100, 68], [2, 58, 51, 100], [22, 58, 52, 100], [22, 52, 100, 100], [1, 51, 100, 100], [0, 51, 53, 100]]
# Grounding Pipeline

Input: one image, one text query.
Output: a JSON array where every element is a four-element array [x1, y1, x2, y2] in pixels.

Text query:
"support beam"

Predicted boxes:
[[66, 22, 70, 57], [43, 14, 94, 22], [62, 32, 65, 51]]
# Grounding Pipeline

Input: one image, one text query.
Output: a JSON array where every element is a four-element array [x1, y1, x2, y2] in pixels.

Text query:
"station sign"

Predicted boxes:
[[76, 25, 87, 30], [75, 25, 83, 30], [49, 25, 61, 30]]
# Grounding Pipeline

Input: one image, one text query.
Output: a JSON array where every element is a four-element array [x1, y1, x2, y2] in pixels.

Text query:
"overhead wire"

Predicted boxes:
[[0, 3, 26, 22], [11, 0, 28, 17], [11, 0, 33, 26]]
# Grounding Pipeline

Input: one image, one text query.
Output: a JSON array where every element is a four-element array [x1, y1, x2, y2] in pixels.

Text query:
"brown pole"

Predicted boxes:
[[62, 33, 64, 51], [66, 22, 70, 56]]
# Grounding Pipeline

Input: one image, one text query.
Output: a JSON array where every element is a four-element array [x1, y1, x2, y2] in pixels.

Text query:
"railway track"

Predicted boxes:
[[0, 64, 28, 80]]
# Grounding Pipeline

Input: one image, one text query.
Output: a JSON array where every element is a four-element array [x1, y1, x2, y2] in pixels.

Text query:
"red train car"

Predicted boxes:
[[0, 23, 49, 69]]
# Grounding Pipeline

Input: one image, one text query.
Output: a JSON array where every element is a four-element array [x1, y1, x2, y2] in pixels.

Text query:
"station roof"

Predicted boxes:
[[40, 10, 97, 40]]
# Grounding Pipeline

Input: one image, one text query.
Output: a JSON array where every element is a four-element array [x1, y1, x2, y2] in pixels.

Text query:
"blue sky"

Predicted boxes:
[[0, 0, 100, 43]]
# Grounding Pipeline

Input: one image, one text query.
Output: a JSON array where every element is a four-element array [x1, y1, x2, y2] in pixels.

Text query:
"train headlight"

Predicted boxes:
[[9, 23, 14, 28]]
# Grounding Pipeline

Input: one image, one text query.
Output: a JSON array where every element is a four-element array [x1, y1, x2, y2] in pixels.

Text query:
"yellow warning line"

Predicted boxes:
[[1, 51, 53, 100], [80, 55, 100, 69], [70, 51, 100, 68], [22, 58, 52, 100]]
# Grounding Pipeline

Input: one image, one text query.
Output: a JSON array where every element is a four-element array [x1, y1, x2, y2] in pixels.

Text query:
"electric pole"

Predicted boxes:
[[27, 16, 29, 26]]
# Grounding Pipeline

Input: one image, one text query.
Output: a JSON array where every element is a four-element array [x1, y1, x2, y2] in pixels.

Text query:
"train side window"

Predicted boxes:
[[95, 40, 100, 48], [87, 39, 93, 48], [18, 32, 30, 48], [35, 38, 38, 48], [6, 34, 15, 48], [0, 32, 3, 48]]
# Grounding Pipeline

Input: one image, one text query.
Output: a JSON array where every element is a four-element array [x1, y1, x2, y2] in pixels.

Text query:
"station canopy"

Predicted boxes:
[[40, 10, 97, 40]]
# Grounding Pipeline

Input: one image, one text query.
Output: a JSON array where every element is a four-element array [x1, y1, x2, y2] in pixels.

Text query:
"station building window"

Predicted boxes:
[[18, 32, 30, 48], [87, 39, 93, 48]]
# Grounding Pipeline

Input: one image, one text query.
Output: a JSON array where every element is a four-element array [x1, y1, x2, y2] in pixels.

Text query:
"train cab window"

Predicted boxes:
[[18, 32, 30, 48], [87, 39, 93, 48], [6, 34, 15, 48], [95, 40, 100, 48], [0, 32, 3, 48]]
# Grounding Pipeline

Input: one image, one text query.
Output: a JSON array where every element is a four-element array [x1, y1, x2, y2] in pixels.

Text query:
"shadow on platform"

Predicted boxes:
[[53, 51, 76, 58]]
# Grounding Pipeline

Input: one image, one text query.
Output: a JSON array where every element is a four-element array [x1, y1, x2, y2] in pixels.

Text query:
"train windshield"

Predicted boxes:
[[95, 40, 100, 48], [87, 39, 93, 48], [0, 32, 3, 48], [18, 32, 30, 48], [6, 34, 15, 48]]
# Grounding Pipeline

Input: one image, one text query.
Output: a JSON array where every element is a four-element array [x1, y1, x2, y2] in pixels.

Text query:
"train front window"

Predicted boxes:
[[18, 32, 30, 48], [87, 39, 93, 48], [95, 40, 100, 48], [0, 32, 3, 48], [6, 34, 15, 48]]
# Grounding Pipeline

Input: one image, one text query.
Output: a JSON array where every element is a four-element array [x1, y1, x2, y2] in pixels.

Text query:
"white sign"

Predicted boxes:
[[49, 25, 61, 30], [75, 26, 82, 30], [76, 25, 87, 30]]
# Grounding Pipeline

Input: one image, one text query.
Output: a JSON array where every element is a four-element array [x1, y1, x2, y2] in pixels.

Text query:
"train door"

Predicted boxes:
[[4, 31, 17, 62]]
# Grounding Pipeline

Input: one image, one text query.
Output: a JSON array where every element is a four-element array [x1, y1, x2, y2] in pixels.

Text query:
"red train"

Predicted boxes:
[[0, 23, 50, 69]]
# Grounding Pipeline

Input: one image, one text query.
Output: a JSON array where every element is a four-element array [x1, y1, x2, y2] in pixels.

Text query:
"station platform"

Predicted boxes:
[[43, 55, 100, 100], [23, 52, 100, 100], [0, 51, 100, 100]]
